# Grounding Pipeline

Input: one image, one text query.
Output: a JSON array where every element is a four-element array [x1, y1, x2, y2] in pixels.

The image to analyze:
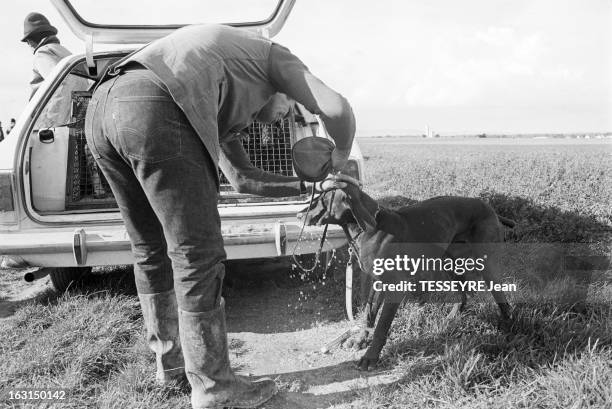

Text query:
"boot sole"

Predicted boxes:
[[196, 383, 277, 409]]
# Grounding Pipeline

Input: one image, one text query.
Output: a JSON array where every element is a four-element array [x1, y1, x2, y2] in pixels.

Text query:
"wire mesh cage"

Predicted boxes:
[[219, 117, 296, 187], [65, 91, 115, 209], [65, 93, 298, 209]]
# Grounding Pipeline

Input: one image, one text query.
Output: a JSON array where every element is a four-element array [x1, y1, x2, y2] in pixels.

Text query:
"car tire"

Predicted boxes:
[[49, 267, 92, 292]]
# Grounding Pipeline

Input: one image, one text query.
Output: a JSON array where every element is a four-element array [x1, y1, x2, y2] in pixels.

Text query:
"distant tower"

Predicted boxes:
[[426, 125, 433, 138]]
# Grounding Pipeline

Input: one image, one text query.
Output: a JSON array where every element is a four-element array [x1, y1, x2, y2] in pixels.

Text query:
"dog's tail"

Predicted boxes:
[[498, 215, 516, 228]]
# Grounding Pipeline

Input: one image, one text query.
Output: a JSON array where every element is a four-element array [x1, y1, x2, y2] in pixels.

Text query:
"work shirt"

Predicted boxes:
[[118, 24, 355, 172], [29, 36, 69, 99], [30, 36, 90, 128]]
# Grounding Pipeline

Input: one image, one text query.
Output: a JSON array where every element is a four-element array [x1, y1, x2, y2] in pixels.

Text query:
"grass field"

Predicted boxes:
[[348, 138, 612, 408], [0, 137, 610, 408]]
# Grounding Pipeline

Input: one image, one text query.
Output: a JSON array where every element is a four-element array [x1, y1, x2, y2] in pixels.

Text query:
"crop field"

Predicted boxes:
[[362, 138, 611, 241], [1, 137, 610, 408]]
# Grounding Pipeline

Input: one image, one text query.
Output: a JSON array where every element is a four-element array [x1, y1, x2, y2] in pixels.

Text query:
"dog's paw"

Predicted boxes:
[[356, 354, 379, 371], [342, 330, 369, 350]]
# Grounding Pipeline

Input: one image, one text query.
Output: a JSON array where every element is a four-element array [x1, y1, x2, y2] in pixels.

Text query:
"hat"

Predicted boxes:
[[22, 12, 58, 42], [292, 137, 335, 182]]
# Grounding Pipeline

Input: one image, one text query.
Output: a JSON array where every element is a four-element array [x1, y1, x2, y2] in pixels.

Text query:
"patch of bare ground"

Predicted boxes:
[[223, 258, 403, 408]]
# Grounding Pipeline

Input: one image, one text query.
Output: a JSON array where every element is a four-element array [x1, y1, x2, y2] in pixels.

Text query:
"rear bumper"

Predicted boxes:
[[0, 219, 346, 267]]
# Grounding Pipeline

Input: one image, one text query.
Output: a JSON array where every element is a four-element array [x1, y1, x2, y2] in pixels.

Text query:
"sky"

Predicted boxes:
[[0, 0, 610, 136]]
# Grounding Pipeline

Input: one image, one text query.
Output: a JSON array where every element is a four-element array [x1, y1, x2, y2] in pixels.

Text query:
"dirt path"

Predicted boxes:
[[223, 261, 402, 408]]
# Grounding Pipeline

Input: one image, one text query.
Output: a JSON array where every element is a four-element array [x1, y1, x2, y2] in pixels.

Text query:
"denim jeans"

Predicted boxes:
[[84, 69, 226, 312]]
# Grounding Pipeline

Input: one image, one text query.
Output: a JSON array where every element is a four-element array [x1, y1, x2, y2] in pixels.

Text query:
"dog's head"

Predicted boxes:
[[297, 174, 377, 231]]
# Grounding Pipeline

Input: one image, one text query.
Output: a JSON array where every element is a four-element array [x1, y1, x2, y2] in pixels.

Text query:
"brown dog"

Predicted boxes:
[[298, 175, 514, 370]]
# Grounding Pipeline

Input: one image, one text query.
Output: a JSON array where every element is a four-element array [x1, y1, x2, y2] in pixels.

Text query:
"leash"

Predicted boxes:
[[292, 178, 368, 274], [288, 175, 380, 349], [342, 224, 365, 271], [292, 189, 335, 273]]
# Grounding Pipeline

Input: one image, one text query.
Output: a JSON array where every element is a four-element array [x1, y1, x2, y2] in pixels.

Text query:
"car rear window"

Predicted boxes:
[[65, 0, 282, 26]]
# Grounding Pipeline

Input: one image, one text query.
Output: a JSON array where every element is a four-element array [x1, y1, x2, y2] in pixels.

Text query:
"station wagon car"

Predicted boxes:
[[0, 0, 364, 291]]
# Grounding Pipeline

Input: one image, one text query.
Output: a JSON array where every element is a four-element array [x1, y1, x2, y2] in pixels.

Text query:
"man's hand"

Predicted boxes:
[[321, 177, 348, 192], [308, 176, 348, 193], [331, 148, 351, 172]]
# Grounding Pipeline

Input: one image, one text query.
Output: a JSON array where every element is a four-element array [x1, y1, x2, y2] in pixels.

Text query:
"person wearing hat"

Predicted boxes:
[[22, 12, 89, 124], [21, 12, 106, 196], [85, 24, 354, 409], [22, 12, 65, 99]]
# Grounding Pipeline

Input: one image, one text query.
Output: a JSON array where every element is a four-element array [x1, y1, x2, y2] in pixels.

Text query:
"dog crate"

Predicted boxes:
[[218, 119, 296, 190], [65, 91, 115, 210], [65, 92, 298, 210]]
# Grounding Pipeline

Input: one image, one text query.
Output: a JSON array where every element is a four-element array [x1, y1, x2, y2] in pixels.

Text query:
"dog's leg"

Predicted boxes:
[[447, 290, 467, 319], [344, 283, 384, 350], [444, 243, 469, 319], [357, 300, 401, 371], [473, 239, 511, 321], [368, 287, 385, 325], [482, 267, 511, 322], [358, 262, 371, 308], [343, 281, 375, 350], [487, 279, 511, 320]]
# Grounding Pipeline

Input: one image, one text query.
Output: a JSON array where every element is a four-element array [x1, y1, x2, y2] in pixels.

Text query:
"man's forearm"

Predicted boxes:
[[319, 94, 355, 152], [220, 138, 305, 197], [232, 168, 304, 197]]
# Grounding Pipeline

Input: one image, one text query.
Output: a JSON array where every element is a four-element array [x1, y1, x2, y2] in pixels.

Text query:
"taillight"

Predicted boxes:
[[0, 171, 17, 224], [342, 159, 361, 181]]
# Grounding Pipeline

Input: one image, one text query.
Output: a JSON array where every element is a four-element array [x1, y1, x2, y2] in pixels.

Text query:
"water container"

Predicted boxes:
[[31, 127, 69, 211]]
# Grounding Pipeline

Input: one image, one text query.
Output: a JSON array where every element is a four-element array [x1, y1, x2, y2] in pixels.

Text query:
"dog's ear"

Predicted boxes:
[[349, 191, 377, 231]]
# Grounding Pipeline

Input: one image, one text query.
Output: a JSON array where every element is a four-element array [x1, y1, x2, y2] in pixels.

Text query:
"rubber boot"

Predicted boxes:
[[179, 298, 277, 409], [138, 290, 185, 385]]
